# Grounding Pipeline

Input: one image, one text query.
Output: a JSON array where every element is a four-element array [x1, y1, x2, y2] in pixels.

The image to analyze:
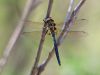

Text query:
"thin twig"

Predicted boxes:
[[30, 0, 53, 75], [62, 0, 86, 41], [0, 0, 40, 72], [59, 0, 86, 45], [37, 0, 86, 75], [58, 0, 74, 45]]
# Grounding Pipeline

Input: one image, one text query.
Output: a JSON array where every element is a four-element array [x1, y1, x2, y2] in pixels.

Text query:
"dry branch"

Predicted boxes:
[[0, 0, 40, 72], [30, 0, 53, 75], [36, 0, 86, 75]]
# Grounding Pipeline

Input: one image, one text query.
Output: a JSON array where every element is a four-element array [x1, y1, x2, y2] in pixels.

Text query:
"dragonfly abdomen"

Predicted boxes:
[[52, 32, 61, 65]]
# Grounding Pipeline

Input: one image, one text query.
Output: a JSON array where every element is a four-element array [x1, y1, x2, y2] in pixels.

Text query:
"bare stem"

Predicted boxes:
[[58, 0, 86, 45], [0, 0, 39, 72], [30, 0, 53, 75], [37, 0, 86, 75]]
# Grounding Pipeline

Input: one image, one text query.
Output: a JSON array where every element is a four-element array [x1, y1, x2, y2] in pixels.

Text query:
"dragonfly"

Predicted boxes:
[[23, 19, 87, 37], [43, 17, 61, 65], [22, 17, 87, 66]]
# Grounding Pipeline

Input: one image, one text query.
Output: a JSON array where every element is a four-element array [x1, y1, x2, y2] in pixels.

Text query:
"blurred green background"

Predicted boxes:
[[0, 0, 100, 75]]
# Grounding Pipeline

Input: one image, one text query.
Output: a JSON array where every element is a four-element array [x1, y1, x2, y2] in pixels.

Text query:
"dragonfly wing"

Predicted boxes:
[[56, 19, 87, 31], [56, 19, 88, 38], [23, 21, 44, 33], [69, 19, 88, 31], [51, 32, 61, 65]]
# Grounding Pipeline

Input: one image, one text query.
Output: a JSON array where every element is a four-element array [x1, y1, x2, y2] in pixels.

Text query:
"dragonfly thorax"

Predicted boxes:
[[43, 17, 57, 33]]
